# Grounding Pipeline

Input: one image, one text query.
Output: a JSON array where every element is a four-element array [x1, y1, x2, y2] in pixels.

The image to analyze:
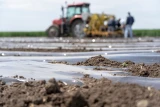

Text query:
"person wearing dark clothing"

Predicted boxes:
[[108, 17, 116, 32], [124, 12, 135, 38]]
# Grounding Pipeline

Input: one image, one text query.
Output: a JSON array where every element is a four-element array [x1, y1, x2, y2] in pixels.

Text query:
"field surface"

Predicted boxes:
[[1, 37, 160, 107]]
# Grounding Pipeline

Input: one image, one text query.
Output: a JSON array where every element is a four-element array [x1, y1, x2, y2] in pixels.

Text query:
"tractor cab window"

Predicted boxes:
[[67, 5, 90, 18], [67, 7, 75, 18], [75, 7, 81, 15], [67, 6, 81, 18], [82, 6, 90, 13]]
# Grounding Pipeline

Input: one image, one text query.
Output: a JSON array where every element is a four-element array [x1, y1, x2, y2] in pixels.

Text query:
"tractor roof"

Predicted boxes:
[[68, 2, 90, 7]]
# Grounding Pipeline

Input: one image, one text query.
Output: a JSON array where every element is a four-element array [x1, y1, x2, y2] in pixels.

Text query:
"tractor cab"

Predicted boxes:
[[46, 2, 90, 38], [66, 3, 90, 19]]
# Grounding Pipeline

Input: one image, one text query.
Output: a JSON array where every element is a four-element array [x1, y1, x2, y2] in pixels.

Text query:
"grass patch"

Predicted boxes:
[[133, 29, 160, 37], [0, 32, 46, 37]]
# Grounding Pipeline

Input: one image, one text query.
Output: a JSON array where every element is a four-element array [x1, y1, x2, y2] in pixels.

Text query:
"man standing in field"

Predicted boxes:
[[125, 12, 135, 38], [108, 17, 116, 32]]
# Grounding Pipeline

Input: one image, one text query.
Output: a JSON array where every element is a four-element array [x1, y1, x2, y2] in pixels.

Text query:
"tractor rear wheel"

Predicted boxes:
[[46, 25, 59, 37], [71, 20, 85, 38]]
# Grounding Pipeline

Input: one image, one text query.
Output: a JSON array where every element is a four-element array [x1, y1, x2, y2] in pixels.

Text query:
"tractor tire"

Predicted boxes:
[[71, 20, 85, 38], [46, 25, 59, 37]]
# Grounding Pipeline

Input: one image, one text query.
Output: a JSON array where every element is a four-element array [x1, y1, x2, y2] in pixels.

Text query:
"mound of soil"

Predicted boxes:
[[75, 55, 135, 68], [75, 55, 160, 78], [128, 63, 160, 78], [1, 76, 160, 107]]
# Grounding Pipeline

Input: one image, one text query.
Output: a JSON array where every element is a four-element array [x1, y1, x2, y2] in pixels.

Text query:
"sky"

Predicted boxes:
[[0, 0, 160, 31]]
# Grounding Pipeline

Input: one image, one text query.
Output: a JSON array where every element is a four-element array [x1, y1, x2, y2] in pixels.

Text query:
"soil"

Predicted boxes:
[[1, 76, 160, 107], [13, 75, 26, 79], [12, 75, 35, 81], [75, 55, 135, 68], [0, 47, 97, 52], [156, 50, 160, 53], [48, 61, 69, 65], [93, 67, 113, 71], [127, 63, 160, 78], [74, 55, 160, 78]]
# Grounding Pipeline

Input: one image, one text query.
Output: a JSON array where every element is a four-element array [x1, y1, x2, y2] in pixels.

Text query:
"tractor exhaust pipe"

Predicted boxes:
[[61, 6, 64, 35]]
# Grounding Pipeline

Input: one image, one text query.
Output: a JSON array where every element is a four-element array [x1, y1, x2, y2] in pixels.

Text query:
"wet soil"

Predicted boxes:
[[1, 76, 160, 107], [75, 55, 160, 78]]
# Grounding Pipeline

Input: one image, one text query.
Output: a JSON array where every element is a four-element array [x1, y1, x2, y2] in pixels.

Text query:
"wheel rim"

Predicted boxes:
[[73, 23, 85, 38], [49, 27, 58, 37]]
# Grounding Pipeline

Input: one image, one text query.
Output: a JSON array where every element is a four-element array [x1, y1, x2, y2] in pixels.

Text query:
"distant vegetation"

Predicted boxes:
[[0, 29, 160, 37], [0, 32, 46, 37], [133, 29, 160, 37]]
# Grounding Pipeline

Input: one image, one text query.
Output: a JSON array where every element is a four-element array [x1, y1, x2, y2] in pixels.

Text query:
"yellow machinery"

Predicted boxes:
[[84, 13, 123, 37]]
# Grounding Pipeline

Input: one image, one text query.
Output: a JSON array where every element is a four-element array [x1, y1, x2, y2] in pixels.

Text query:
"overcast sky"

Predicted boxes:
[[0, 0, 160, 31]]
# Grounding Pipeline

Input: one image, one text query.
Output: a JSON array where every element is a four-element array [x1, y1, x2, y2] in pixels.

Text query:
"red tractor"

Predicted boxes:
[[46, 2, 90, 38]]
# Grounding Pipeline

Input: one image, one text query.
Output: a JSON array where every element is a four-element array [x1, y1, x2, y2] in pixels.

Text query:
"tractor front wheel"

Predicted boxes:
[[71, 20, 85, 38], [46, 25, 59, 37]]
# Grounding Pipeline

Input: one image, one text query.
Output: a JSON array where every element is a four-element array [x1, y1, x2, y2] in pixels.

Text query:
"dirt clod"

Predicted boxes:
[[137, 100, 149, 107], [45, 82, 60, 94], [38, 80, 46, 85], [82, 85, 89, 89], [0, 80, 5, 85], [19, 76, 25, 79], [83, 74, 90, 78]]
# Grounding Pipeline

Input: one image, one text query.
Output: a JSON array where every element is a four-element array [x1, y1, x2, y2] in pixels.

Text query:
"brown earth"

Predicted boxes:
[[156, 50, 160, 53], [0, 47, 98, 53], [1, 76, 160, 107], [93, 67, 111, 71], [48, 61, 69, 65], [74, 55, 160, 78], [127, 63, 160, 78], [12, 75, 35, 81], [75, 55, 135, 68]]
